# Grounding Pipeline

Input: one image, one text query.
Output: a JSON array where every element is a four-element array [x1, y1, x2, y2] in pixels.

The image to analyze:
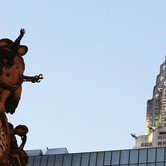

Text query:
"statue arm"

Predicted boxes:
[[23, 74, 43, 83], [14, 29, 25, 45], [13, 29, 25, 53], [19, 135, 27, 150]]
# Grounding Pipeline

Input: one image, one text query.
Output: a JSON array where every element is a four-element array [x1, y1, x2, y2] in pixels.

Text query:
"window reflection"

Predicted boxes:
[[156, 163, 165, 166], [81, 153, 89, 166], [96, 152, 104, 166], [147, 163, 155, 166], [63, 154, 72, 166], [27, 157, 34, 166], [72, 153, 81, 166], [54, 154, 63, 166], [139, 149, 147, 163], [111, 151, 120, 165], [157, 148, 164, 162], [47, 155, 55, 166], [33, 156, 41, 166], [130, 150, 138, 164], [89, 152, 97, 166], [148, 148, 156, 163], [40, 156, 48, 166], [120, 150, 129, 164], [104, 151, 111, 165], [139, 164, 146, 166]]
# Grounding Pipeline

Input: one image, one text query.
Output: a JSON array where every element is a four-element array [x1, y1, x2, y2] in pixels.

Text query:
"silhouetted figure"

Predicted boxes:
[[0, 29, 43, 114]]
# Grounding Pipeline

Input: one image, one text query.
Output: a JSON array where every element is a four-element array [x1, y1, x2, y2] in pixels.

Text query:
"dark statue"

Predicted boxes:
[[0, 29, 43, 166]]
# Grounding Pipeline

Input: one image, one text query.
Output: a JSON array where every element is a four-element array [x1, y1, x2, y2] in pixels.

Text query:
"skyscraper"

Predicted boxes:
[[132, 58, 166, 147], [146, 58, 166, 135]]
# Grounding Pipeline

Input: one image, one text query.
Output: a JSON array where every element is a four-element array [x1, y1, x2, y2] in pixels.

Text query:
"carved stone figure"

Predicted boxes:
[[0, 29, 43, 165], [8, 123, 29, 165], [0, 29, 43, 114]]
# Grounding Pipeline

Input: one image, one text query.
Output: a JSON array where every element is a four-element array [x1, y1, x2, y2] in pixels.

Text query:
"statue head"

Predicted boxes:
[[0, 38, 28, 60], [18, 45, 28, 56], [0, 39, 14, 59], [14, 125, 28, 136]]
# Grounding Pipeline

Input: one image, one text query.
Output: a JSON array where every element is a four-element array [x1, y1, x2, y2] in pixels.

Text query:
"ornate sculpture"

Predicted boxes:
[[0, 29, 43, 166]]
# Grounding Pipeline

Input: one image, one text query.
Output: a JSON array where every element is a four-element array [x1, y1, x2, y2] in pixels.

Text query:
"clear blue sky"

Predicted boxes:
[[1, 1, 166, 153]]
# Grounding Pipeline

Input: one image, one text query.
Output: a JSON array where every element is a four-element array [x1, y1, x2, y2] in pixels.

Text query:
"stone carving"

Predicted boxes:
[[0, 29, 43, 114], [0, 29, 43, 165]]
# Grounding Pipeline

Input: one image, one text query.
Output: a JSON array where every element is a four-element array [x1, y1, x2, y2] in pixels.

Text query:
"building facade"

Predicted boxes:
[[26, 147, 166, 166], [146, 59, 166, 135], [132, 58, 166, 148]]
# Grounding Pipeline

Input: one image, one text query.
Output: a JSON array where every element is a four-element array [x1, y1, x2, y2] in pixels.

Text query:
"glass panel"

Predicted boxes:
[[120, 150, 129, 164], [129, 164, 137, 166], [148, 148, 156, 163], [47, 155, 55, 166], [104, 151, 111, 165], [157, 148, 164, 162], [72, 153, 81, 166], [54, 154, 63, 166], [130, 150, 138, 164], [139, 149, 147, 163], [40, 156, 48, 166], [89, 153, 97, 166], [27, 157, 34, 166], [147, 163, 155, 166], [156, 163, 165, 166], [33, 156, 41, 166], [165, 147, 166, 161], [81, 153, 90, 166], [97, 152, 104, 166], [138, 164, 146, 166], [111, 151, 120, 165], [63, 154, 72, 166]]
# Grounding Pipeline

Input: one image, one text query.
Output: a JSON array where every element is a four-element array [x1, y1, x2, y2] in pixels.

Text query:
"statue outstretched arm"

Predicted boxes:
[[13, 29, 25, 54], [23, 74, 43, 83], [14, 29, 25, 45]]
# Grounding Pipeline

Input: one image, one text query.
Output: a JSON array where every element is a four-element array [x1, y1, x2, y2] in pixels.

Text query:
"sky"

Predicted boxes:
[[1, 0, 166, 153]]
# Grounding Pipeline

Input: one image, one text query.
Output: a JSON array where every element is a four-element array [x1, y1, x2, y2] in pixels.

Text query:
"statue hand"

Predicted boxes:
[[20, 29, 25, 35], [31, 74, 43, 83]]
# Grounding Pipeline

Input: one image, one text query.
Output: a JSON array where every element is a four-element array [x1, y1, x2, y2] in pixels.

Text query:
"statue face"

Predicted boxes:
[[18, 46, 28, 56], [18, 47, 26, 56]]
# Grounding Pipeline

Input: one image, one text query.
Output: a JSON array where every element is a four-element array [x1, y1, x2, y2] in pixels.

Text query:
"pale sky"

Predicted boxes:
[[1, 0, 166, 153]]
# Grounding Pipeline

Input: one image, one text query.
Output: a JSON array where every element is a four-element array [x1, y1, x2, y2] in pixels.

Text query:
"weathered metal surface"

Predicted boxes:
[[0, 29, 43, 166]]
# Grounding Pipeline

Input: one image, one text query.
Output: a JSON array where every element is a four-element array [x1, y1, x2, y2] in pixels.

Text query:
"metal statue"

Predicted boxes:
[[0, 29, 43, 166]]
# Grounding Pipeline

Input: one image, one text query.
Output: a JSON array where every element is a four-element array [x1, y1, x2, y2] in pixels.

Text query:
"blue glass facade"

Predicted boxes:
[[27, 147, 166, 166]]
